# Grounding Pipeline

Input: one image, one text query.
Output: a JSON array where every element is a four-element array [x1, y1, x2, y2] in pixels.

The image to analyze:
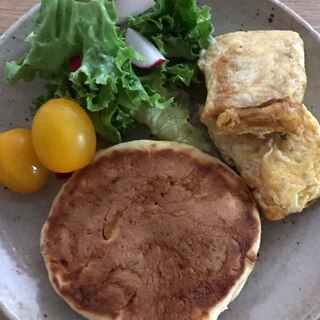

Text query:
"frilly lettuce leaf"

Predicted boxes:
[[128, 0, 215, 62], [131, 100, 210, 151], [5, 0, 214, 150]]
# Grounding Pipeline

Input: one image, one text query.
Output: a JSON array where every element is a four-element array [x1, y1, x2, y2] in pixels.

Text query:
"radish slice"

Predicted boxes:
[[115, 0, 155, 24], [69, 56, 82, 72], [125, 28, 166, 69]]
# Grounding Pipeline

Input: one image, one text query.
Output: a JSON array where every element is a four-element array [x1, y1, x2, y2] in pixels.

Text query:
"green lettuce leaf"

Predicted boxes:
[[5, 0, 214, 150], [128, 0, 215, 62], [5, 0, 173, 143], [131, 100, 210, 151]]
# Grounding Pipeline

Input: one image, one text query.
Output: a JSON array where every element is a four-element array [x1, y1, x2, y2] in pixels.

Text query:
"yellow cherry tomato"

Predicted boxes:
[[32, 98, 96, 173], [0, 128, 49, 193]]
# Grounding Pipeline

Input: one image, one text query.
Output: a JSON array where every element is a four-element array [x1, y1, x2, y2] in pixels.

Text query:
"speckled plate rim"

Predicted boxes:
[[0, 4, 40, 44], [1, 1, 320, 320], [1, 1, 320, 46], [271, 0, 320, 41]]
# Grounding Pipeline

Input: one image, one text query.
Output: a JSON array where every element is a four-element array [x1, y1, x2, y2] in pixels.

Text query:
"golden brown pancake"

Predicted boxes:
[[41, 140, 261, 320]]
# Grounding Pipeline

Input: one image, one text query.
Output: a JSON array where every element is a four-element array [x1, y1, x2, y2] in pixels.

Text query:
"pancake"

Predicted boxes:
[[40, 140, 261, 320]]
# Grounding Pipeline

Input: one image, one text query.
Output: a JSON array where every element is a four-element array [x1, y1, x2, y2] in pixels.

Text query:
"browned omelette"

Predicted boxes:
[[199, 30, 320, 220]]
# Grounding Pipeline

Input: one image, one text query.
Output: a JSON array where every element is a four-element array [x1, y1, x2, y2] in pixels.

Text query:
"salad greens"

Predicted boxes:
[[5, 0, 214, 150], [129, 0, 214, 68]]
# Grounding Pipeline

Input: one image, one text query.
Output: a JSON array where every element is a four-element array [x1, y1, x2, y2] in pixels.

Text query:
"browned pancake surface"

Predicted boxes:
[[41, 141, 260, 320]]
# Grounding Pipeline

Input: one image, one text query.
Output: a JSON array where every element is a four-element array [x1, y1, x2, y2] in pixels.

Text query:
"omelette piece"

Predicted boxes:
[[214, 100, 306, 138], [206, 105, 320, 221], [199, 30, 320, 220], [198, 30, 307, 117], [41, 140, 261, 320]]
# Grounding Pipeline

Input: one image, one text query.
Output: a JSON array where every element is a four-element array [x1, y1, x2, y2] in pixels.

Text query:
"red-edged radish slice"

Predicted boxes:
[[115, 0, 155, 24], [125, 28, 166, 69], [69, 55, 82, 72]]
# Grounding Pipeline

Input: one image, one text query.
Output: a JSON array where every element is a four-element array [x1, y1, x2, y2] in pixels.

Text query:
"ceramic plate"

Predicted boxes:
[[1, 1, 320, 319]]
